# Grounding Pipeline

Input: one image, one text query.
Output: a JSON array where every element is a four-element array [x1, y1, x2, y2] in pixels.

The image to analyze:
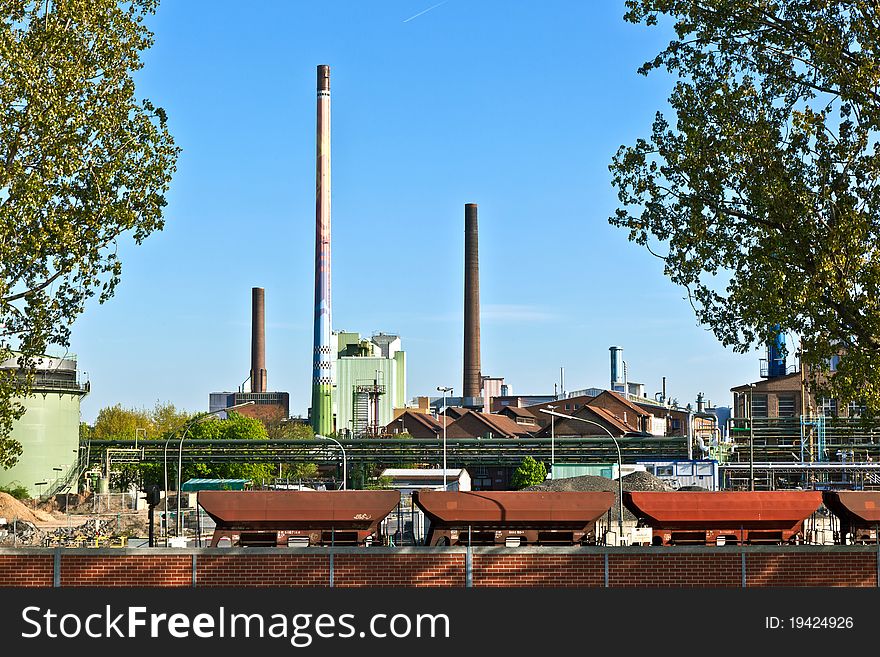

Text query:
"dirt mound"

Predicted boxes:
[[0, 492, 45, 524]]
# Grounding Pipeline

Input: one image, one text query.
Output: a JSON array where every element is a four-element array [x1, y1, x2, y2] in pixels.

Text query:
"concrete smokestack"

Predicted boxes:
[[251, 287, 267, 393], [463, 203, 481, 402], [311, 64, 333, 434], [610, 346, 624, 392]]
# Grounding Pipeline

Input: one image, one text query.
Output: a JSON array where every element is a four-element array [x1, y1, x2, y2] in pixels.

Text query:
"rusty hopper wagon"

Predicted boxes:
[[821, 491, 880, 544], [624, 491, 823, 546], [412, 490, 614, 546], [198, 490, 400, 547]]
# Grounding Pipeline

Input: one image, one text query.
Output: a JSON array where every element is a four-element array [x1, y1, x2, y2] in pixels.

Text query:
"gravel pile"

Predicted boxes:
[[524, 471, 673, 521], [621, 471, 671, 492], [0, 519, 43, 546], [677, 485, 710, 491]]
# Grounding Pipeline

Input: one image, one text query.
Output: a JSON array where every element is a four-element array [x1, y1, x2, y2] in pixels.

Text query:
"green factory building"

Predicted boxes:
[[333, 331, 406, 437]]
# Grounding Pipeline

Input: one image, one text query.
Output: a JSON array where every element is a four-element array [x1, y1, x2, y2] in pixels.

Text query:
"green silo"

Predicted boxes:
[[0, 354, 89, 497]]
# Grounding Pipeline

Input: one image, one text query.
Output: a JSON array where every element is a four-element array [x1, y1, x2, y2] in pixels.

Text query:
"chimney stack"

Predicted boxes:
[[311, 64, 334, 434], [463, 203, 481, 402], [251, 287, 267, 393]]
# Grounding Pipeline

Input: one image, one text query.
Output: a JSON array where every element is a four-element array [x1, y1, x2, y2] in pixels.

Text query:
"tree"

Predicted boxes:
[[267, 420, 319, 480], [92, 403, 152, 439], [511, 455, 547, 489], [182, 412, 275, 484], [609, 2, 880, 410], [0, 0, 179, 468]]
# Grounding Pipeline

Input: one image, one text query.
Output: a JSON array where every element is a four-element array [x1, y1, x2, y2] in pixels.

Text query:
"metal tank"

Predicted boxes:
[[0, 354, 89, 497]]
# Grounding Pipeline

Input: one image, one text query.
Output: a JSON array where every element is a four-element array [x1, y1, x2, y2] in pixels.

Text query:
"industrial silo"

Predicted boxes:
[[0, 354, 89, 497]]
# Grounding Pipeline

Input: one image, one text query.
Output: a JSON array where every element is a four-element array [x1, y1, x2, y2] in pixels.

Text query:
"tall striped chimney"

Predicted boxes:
[[251, 287, 267, 393], [311, 64, 333, 434], [463, 203, 481, 403]]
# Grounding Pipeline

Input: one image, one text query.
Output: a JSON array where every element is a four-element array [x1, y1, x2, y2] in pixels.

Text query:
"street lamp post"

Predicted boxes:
[[540, 408, 625, 544], [437, 386, 453, 487], [748, 383, 756, 491], [171, 401, 256, 539], [316, 434, 347, 490], [546, 405, 557, 479]]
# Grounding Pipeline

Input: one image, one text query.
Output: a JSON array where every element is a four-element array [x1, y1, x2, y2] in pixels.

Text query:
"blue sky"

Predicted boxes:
[[71, 0, 773, 423]]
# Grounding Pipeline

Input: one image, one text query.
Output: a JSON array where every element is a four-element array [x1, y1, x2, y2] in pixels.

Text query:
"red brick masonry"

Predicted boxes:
[[0, 546, 876, 588]]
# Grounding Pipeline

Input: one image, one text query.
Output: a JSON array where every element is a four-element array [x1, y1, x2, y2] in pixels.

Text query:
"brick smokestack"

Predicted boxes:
[[463, 203, 481, 401], [250, 287, 267, 393]]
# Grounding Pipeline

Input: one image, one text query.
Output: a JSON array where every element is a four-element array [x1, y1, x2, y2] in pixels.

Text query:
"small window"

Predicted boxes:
[[819, 397, 838, 418], [565, 404, 571, 410], [848, 402, 866, 418], [778, 395, 796, 417], [695, 462, 715, 476], [656, 465, 674, 477], [676, 463, 694, 476], [751, 394, 768, 418], [671, 419, 681, 430]]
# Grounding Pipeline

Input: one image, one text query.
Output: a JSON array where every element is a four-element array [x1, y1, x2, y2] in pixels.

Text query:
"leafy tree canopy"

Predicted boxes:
[[101, 409, 275, 490], [610, 1, 880, 410], [267, 420, 318, 479], [91, 401, 187, 439], [0, 0, 178, 468], [511, 455, 547, 489]]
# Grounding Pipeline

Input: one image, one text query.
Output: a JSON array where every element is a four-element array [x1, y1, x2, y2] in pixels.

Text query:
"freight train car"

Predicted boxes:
[[412, 490, 614, 546], [624, 491, 823, 546], [198, 490, 400, 547], [821, 491, 880, 544]]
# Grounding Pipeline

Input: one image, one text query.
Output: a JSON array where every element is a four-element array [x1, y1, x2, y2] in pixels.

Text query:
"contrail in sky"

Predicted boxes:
[[403, 0, 448, 23]]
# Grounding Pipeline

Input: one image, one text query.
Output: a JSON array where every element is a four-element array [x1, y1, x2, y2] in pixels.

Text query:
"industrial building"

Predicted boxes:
[[722, 332, 880, 489], [209, 287, 290, 422], [334, 331, 406, 437], [0, 354, 89, 497]]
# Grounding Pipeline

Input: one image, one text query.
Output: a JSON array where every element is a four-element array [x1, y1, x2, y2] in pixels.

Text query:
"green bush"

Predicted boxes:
[[0, 481, 30, 500]]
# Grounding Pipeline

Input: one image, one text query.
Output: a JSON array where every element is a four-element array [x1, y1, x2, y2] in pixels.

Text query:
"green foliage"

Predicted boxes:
[[180, 412, 274, 486], [610, 2, 880, 411], [92, 404, 152, 439], [95, 406, 274, 490], [511, 455, 547, 489], [0, 481, 29, 500], [0, 0, 179, 469], [267, 420, 318, 480], [90, 400, 186, 440], [267, 420, 315, 440], [364, 475, 394, 490]]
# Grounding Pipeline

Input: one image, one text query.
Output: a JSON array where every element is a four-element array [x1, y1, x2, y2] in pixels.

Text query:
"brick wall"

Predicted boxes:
[[196, 554, 328, 587], [1, 547, 877, 588], [0, 554, 53, 587], [334, 553, 465, 587], [61, 555, 192, 587], [473, 553, 603, 587], [746, 551, 876, 587], [608, 553, 741, 587]]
